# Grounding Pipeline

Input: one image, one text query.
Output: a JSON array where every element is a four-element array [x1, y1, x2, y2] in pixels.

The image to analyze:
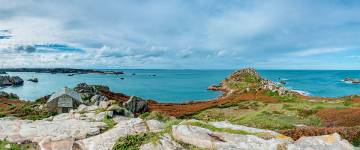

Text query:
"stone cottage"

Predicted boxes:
[[46, 87, 83, 113]]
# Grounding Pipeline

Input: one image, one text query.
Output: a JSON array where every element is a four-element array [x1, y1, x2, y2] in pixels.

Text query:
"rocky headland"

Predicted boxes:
[[0, 75, 24, 87], [344, 77, 360, 84], [0, 68, 360, 150]]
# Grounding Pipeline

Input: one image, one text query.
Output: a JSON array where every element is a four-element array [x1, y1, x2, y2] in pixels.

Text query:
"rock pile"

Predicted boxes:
[[123, 96, 149, 114], [344, 77, 360, 84], [74, 83, 109, 102], [0, 76, 24, 86], [0, 91, 19, 99]]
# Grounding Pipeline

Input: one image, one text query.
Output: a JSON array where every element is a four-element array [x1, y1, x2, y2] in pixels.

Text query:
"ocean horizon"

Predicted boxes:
[[1, 69, 360, 102]]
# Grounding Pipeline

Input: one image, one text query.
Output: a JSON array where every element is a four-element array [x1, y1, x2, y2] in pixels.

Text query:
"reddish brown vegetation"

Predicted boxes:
[[99, 89, 130, 103], [316, 108, 360, 127], [148, 91, 278, 117], [280, 126, 360, 142], [0, 98, 25, 113]]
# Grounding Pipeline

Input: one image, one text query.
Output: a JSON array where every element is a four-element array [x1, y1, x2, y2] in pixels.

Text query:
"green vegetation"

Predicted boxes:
[[0, 140, 31, 150], [112, 133, 159, 150], [103, 115, 116, 129], [140, 111, 171, 122], [13, 103, 57, 120], [192, 98, 356, 130], [188, 121, 252, 135], [265, 90, 297, 102], [352, 135, 360, 147]]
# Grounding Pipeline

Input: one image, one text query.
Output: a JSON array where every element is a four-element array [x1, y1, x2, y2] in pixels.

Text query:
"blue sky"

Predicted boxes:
[[1, 0, 360, 69]]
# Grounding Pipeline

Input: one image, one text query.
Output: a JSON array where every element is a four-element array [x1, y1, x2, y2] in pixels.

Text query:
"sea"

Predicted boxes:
[[1, 70, 360, 103]]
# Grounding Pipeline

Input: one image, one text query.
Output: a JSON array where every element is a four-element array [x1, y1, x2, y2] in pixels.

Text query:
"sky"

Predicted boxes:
[[1, 0, 360, 69]]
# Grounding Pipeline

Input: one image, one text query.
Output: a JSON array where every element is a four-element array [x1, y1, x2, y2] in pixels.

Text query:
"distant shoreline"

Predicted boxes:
[[0, 68, 124, 75]]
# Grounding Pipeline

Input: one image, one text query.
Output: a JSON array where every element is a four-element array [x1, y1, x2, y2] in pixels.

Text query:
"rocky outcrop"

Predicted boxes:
[[344, 77, 360, 84], [0, 91, 19, 99], [123, 96, 149, 114], [75, 118, 148, 150], [74, 83, 109, 101], [170, 121, 354, 150], [0, 118, 107, 146], [288, 133, 353, 150], [146, 119, 165, 133], [140, 134, 184, 150], [0, 76, 24, 86], [172, 124, 291, 150], [28, 78, 38, 83]]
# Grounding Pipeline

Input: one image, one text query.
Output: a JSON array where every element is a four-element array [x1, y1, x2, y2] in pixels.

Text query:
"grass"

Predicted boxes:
[[188, 121, 252, 135], [192, 99, 337, 130], [140, 111, 171, 122], [0, 140, 31, 150], [112, 133, 159, 150], [103, 115, 116, 129]]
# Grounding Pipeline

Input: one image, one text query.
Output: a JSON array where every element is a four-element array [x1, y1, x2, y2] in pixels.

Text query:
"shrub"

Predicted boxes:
[[189, 121, 252, 135], [112, 133, 158, 150], [143, 111, 171, 122], [103, 116, 116, 129]]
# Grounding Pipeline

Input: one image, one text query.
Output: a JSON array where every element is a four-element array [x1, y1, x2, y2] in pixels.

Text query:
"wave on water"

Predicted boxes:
[[291, 89, 310, 96], [341, 80, 353, 84]]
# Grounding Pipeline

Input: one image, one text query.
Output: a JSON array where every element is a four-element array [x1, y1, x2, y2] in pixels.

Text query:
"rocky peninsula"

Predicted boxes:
[[0, 75, 24, 87], [0, 68, 359, 150], [0, 68, 123, 75]]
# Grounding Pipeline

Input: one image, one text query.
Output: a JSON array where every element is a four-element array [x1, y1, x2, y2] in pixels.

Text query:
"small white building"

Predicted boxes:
[[46, 87, 83, 113]]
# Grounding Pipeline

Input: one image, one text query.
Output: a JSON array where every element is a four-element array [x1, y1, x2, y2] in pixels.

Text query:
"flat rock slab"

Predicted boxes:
[[0, 118, 107, 148], [172, 124, 291, 150], [140, 134, 184, 150], [75, 118, 148, 150], [288, 133, 354, 150]]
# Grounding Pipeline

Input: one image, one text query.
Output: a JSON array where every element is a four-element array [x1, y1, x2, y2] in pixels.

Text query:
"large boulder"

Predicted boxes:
[[0, 76, 24, 86], [74, 83, 109, 102], [0, 91, 19, 99], [123, 96, 149, 114], [140, 134, 184, 150], [90, 94, 109, 103], [75, 118, 148, 150], [108, 105, 134, 117], [146, 119, 165, 133], [0, 118, 107, 146], [172, 124, 290, 150], [288, 133, 353, 150]]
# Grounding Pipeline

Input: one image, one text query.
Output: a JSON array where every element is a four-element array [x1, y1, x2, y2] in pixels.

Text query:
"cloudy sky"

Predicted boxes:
[[1, 0, 360, 69]]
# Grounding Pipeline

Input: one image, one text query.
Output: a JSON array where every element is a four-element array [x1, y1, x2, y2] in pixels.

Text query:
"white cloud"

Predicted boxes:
[[289, 47, 348, 57]]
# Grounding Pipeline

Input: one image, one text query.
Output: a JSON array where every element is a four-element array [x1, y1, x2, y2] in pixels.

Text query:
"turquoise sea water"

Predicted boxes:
[[1, 70, 360, 102]]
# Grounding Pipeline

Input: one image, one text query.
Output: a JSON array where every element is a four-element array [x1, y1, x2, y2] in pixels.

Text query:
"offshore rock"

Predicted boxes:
[[123, 96, 149, 114], [0, 75, 24, 86], [0, 91, 19, 99]]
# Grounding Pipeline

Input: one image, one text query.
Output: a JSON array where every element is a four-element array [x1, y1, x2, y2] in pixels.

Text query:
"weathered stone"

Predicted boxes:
[[0, 118, 107, 146], [209, 121, 285, 138], [172, 124, 291, 150], [0, 91, 18, 99], [146, 119, 165, 133], [108, 105, 134, 117], [98, 101, 111, 109], [75, 118, 147, 150], [123, 96, 149, 114], [140, 134, 184, 150], [288, 133, 354, 150]]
